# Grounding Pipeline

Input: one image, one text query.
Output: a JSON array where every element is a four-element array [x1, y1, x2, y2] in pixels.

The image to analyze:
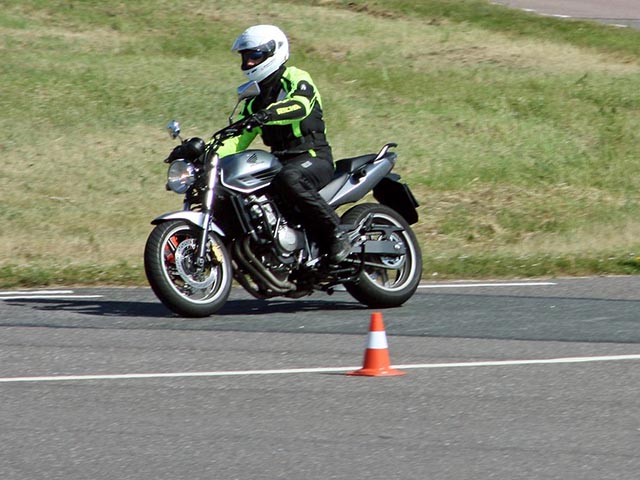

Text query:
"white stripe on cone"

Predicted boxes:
[[366, 331, 389, 349]]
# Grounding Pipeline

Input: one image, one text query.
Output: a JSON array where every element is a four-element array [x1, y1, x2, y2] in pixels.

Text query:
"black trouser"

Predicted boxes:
[[271, 151, 340, 250]]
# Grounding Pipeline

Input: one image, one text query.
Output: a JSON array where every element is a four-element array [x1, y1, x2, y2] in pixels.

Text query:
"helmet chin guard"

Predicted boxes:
[[232, 25, 289, 83]]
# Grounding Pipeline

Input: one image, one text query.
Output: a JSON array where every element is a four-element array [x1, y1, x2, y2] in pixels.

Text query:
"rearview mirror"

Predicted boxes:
[[229, 81, 262, 124], [237, 81, 260, 100], [166, 120, 181, 140]]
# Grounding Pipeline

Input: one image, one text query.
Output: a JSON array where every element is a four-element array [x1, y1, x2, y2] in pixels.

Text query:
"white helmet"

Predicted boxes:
[[231, 25, 289, 83]]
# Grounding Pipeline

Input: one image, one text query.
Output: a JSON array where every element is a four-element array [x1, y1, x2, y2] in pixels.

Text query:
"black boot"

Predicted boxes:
[[329, 229, 352, 264]]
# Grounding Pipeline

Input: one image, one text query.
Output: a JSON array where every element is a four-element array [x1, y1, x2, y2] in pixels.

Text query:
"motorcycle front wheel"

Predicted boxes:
[[144, 220, 232, 317], [342, 203, 422, 308]]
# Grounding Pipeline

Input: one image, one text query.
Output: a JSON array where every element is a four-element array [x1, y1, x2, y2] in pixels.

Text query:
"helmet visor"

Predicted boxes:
[[240, 45, 274, 70]]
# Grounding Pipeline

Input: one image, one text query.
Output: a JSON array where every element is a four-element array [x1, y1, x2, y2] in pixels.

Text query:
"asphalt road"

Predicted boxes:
[[2, 3, 639, 477], [493, 0, 640, 28], [1, 276, 639, 479]]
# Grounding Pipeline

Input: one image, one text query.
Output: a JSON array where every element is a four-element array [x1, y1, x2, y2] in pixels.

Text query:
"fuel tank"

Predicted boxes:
[[219, 150, 282, 193]]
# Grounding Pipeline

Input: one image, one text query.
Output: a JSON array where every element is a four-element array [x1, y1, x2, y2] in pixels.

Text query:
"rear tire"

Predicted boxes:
[[342, 203, 422, 308]]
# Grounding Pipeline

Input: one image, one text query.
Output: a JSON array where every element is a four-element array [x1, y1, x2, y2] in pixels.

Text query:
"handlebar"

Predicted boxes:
[[210, 117, 253, 146]]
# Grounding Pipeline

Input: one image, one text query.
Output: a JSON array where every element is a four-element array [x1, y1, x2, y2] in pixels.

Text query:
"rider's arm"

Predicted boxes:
[[261, 78, 317, 125], [217, 89, 313, 155], [214, 100, 259, 158], [216, 128, 259, 158]]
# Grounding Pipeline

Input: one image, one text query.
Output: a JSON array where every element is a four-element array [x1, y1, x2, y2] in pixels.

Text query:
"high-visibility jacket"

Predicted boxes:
[[218, 65, 331, 161]]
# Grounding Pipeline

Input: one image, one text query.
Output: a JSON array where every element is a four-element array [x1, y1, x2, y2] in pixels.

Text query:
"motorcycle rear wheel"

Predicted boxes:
[[342, 203, 422, 308], [144, 220, 232, 317]]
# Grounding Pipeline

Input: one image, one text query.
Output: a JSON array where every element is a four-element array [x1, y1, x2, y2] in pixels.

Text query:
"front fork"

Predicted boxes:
[[196, 153, 220, 269]]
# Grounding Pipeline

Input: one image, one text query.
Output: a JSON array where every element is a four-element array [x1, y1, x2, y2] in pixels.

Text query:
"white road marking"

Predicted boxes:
[[1, 354, 638, 383], [418, 282, 556, 288], [0, 290, 103, 300], [0, 295, 103, 300], [0, 290, 75, 295], [395, 354, 640, 369], [0, 367, 361, 383]]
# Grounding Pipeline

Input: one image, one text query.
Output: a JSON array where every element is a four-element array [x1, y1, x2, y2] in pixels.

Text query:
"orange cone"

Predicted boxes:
[[347, 312, 406, 377]]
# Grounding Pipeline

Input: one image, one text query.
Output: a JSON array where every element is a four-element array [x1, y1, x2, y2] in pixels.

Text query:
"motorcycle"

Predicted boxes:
[[144, 81, 422, 317]]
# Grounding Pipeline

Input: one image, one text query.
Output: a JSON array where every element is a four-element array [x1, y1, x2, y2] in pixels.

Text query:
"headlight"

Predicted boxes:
[[167, 160, 196, 193]]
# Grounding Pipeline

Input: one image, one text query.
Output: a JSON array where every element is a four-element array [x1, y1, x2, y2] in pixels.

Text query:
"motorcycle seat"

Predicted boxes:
[[320, 153, 376, 203], [334, 154, 376, 175]]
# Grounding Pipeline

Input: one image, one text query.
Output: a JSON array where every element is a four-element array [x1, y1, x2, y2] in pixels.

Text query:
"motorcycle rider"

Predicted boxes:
[[218, 24, 351, 264]]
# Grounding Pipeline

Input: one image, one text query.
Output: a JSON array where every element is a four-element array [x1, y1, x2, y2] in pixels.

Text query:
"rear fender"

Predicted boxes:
[[151, 211, 226, 236], [372, 175, 420, 225]]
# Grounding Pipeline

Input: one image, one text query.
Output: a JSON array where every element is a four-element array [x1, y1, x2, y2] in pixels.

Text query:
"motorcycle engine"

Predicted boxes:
[[248, 194, 305, 255], [276, 225, 305, 253]]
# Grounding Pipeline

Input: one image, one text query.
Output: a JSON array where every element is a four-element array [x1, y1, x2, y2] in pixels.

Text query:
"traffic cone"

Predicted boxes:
[[347, 312, 406, 377]]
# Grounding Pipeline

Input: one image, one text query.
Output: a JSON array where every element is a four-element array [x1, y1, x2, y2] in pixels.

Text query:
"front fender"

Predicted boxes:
[[150, 210, 225, 236]]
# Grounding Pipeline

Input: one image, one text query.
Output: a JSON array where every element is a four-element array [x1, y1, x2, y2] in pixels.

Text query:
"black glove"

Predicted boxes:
[[244, 110, 272, 131], [165, 144, 185, 163]]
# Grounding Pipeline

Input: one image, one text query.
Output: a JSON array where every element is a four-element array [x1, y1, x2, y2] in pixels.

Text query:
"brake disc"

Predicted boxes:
[[174, 239, 217, 289]]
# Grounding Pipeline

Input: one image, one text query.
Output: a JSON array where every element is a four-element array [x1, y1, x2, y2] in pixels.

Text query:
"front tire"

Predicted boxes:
[[342, 203, 422, 308], [144, 220, 232, 317]]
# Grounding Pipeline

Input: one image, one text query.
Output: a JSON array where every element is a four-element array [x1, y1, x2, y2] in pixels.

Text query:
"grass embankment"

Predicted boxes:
[[1, 0, 639, 288]]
